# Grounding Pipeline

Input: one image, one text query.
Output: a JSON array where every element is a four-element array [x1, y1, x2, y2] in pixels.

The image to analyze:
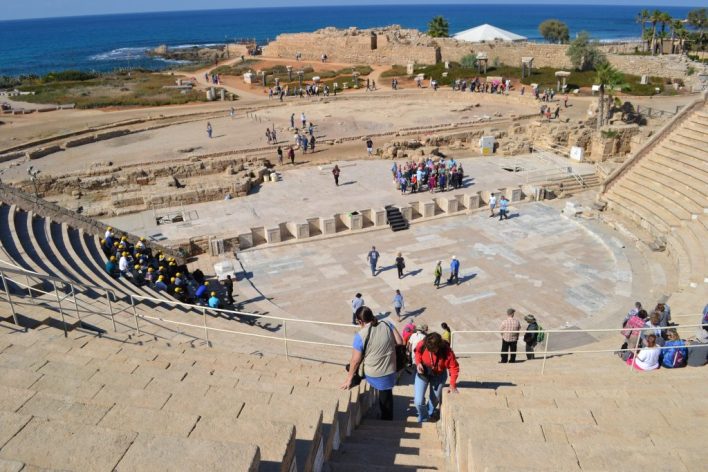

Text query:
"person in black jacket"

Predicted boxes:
[[523, 314, 539, 360]]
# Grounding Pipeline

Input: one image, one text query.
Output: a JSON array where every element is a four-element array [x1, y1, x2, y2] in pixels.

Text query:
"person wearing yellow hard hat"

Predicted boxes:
[[155, 275, 168, 291], [105, 255, 118, 277]]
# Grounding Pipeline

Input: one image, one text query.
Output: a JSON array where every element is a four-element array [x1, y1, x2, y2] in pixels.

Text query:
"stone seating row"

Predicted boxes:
[[0, 202, 291, 350], [237, 187, 525, 249], [0, 326, 364, 472], [440, 356, 705, 471]]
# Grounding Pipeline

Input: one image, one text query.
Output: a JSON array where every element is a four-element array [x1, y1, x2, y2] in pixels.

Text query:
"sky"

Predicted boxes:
[[1, 0, 704, 21]]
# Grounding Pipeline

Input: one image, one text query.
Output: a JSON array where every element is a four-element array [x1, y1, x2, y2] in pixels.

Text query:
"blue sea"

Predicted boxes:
[[0, 4, 695, 77]]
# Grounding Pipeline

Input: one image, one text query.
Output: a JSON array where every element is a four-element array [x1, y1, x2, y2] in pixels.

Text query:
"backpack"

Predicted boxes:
[[661, 342, 687, 368], [536, 325, 545, 344]]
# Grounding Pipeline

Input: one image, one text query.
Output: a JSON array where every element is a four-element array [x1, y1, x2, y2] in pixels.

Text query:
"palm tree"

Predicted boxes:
[[670, 20, 684, 54], [595, 61, 625, 129], [676, 25, 689, 54], [658, 12, 672, 54], [636, 9, 650, 52], [427, 16, 450, 38], [649, 9, 662, 55], [687, 8, 707, 46]]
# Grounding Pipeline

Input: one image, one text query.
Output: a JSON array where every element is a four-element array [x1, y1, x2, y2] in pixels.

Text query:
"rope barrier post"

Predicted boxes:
[[0, 269, 20, 328], [283, 319, 289, 360], [202, 307, 210, 346], [106, 291, 116, 332], [70, 284, 82, 323], [53, 281, 68, 338], [541, 332, 550, 375], [25, 274, 34, 303], [130, 295, 141, 336]]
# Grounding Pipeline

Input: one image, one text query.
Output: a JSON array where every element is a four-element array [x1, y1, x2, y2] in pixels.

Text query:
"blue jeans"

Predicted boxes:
[[414, 370, 447, 422], [370, 261, 377, 276]]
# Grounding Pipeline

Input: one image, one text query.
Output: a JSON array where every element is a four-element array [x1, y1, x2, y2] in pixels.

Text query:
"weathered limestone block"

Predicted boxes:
[[422, 200, 436, 218], [265, 226, 281, 244], [347, 213, 363, 231], [320, 217, 336, 235], [399, 205, 412, 222], [27, 145, 62, 160], [437, 197, 459, 214], [372, 208, 386, 226], [505, 187, 523, 202], [287, 222, 310, 239], [464, 192, 481, 210], [64, 136, 97, 148]]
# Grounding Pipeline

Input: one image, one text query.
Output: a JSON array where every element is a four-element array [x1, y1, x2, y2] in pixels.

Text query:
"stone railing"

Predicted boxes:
[[0, 183, 185, 263], [600, 90, 707, 196]]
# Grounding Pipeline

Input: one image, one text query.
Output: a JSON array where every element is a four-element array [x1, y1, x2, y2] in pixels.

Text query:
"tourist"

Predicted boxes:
[[627, 334, 660, 371], [309, 135, 316, 153], [366, 138, 374, 157], [554, 105, 560, 120], [341, 306, 403, 422], [290, 113, 295, 129], [208, 291, 220, 309], [301, 112, 306, 128], [523, 314, 539, 360], [223, 275, 234, 305], [441, 322, 452, 345], [351, 293, 364, 325], [661, 329, 687, 368], [498, 196, 510, 221], [563, 93, 569, 108], [402, 321, 416, 348], [118, 252, 130, 276], [621, 309, 649, 354], [408, 324, 428, 366], [686, 305, 708, 367], [332, 165, 340, 186], [395, 252, 405, 279], [265, 128, 272, 144], [488, 194, 497, 217], [366, 78, 370, 91], [367, 246, 380, 276], [206, 122, 213, 139], [154, 275, 168, 291], [643, 312, 665, 346], [195, 281, 209, 304], [277, 146, 283, 165], [499, 308, 521, 363], [105, 256, 118, 277], [288, 146, 295, 165], [655, 302, 671, 327], [413, 332, 460, 423], [372, 80, 376, 91], [393, 289, 405, 321], [230, 107, 235, 119], [448, 256, 460, 285], [433, 260, 442, 288], [624, 301, 642, 325]]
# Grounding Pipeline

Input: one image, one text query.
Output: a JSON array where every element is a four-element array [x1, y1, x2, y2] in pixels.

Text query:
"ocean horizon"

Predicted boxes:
[[0, 4, 696, 77]]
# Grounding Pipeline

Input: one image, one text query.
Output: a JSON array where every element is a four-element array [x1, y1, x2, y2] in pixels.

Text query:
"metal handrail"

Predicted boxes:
[[0, 259, 116, 294]]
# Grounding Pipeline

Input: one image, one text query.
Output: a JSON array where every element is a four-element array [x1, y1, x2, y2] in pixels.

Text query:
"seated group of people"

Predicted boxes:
[[620, 301, 708, 370], [100, 227, 223, 309]]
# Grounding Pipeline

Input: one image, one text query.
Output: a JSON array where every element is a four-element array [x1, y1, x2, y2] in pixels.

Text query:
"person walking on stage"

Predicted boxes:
[[367, 246, 380, 276], [448, 256, 460, 285], [393, 289, 405, 321], [332, 165, 341, 186], [395, 252, 406, 279], [433, 260, 442, 288]]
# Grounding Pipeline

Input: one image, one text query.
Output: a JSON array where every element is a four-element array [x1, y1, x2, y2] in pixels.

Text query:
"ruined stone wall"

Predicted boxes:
[[263, 26, 694, 80]]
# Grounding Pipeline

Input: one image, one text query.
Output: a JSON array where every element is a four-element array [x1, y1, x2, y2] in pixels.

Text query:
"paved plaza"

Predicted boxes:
[[237, 201, 634, 351], [105, 153, 594, 242]]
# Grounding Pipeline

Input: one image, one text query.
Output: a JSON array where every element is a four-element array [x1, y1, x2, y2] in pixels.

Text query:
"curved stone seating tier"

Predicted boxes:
[[441, 354, 707, 472], [602, 100, 707, 290], [0, 326, 366, 472]]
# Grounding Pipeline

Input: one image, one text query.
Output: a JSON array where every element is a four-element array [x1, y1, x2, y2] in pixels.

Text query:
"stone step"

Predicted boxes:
[[631, 166, 705, 213], [621, 173, 695, 219], [662, 140, 707, 164], [328, 441, 443, 468], [652, 147, 708, 178], [640, 160, 706, 201]]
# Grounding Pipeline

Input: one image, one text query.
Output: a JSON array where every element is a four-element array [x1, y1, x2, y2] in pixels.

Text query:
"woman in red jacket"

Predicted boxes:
[[414, 332, 459, 423]]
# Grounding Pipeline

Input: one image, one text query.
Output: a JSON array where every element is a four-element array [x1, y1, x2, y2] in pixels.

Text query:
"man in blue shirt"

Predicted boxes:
[[195, 281, 209, 304], [499, 196, 510, 221], [448, 256, 460, 285], [367, 246, 380, 276]]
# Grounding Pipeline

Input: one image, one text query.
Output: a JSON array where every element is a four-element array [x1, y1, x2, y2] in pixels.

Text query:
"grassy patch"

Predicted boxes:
[[412, 62, 665, 96], [211, 59, 261, 76], [15, 71, 211, 108], [380, 65, 408, 78]]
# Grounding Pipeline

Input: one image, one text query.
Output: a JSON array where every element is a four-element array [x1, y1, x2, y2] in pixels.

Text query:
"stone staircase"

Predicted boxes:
[[441, 351, 705, 471], [385, 205, 409, 232], [601, 94, 707, 293], [326, 378, 445, 471], [0, 324, 371, 472]]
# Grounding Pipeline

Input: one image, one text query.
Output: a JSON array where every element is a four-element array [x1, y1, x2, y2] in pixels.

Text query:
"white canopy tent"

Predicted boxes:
[[453, 24, 527, 43]]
